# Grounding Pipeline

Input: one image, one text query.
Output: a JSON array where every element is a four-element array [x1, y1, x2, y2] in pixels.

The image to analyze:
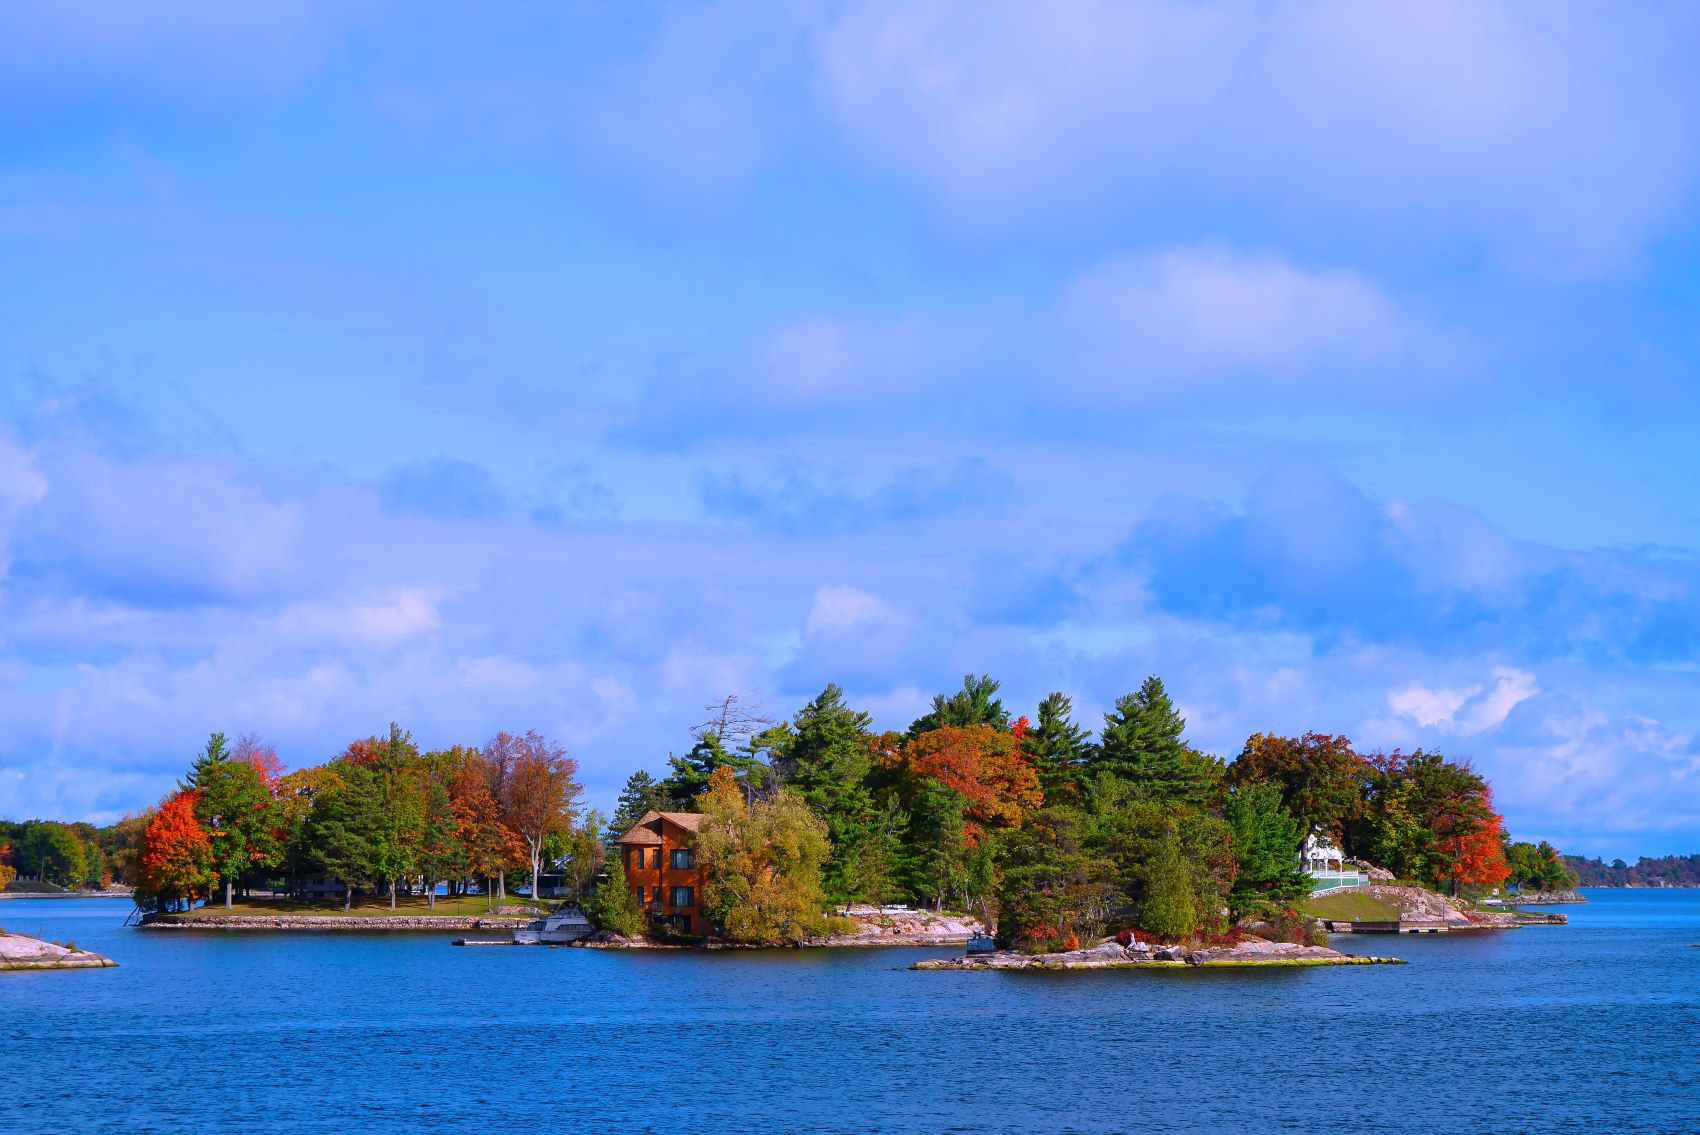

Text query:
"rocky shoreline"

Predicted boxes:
[[1510, 890, 1587, 905], [916, 938, 1404, 971], [141, 913, 530, 931], [1, 931, 117, 970]]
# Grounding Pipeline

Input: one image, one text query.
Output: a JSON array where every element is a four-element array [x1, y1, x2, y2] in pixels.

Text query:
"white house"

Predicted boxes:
[[1300, 832, 1367, 892]]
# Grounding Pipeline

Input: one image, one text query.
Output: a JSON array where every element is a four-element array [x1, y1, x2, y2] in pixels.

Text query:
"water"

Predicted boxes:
[[3, 890, 1697, 1134]]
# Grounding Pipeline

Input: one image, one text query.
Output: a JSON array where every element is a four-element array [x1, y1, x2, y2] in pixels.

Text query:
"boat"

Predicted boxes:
[[511, 904, 593, 945]]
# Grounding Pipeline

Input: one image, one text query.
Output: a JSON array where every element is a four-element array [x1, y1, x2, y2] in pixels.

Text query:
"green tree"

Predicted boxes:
[[585, 848, 647, 937], [179, 731, 231, 791], [784, 684, 876, 901], [1138, 828, 1196, 942], [1023, 691, 1092, 803], [611, 770, 669, 836], [1091, 677, 1220, 806], [303, 763, 383, 911], [660, 733, 732, 803], [193, 759, 280, 909], [19, 821, 86, 888], [1224, 782, 1310, 917], [996, 806, 1119, 950], [416, 778, 461, 911], [908, 674, 1010, 736]]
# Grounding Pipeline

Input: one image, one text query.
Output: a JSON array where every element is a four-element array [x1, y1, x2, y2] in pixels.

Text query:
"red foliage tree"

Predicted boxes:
[[891, 724, 1042, 838], [138, 791, 216, 911], [1446, 806, 1511, 890]]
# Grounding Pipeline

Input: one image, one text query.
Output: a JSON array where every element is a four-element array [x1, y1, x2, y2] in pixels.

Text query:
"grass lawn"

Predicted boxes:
[[1300, 890, 1402, 922], [174, 895, 535, 919]]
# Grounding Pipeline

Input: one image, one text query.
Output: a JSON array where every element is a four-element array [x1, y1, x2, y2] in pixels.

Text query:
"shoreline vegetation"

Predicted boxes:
[[3, 674, 1607, 960]]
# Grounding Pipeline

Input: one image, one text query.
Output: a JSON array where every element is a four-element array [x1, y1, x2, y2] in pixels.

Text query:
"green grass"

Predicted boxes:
[[171, 895, 535, 919], [1300, 891, 1402, 922]]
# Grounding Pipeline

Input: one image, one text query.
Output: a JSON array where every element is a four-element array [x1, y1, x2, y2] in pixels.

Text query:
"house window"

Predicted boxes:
[[651, 886, 663, 905], [632, 886, 643, 903], [649, 847, 662, 869], [669, 886, 694, 908], [670, 848, 694, 870]]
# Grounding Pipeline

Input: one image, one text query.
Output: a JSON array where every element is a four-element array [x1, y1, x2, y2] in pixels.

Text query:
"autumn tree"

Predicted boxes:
[[694, 767, 832, 944], [1227, 732, 1365, 845], [894, 725, 1042, 835], [137, 792, 215, 912], [1442, 799, 1510, 895], [501, 730, 582, 904], [230, 731, 285, 789], [0, 844, 15, 891]]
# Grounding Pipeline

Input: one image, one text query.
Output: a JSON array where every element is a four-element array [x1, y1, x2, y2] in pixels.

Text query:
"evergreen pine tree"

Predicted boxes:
[[908, 674, 1009, 736], [585, 850, 647, 937], [1092, 677, 1218, 806], [787, 684, 875, 901], [1024, 692, 1092, 803], [179, 732, 230, 791], [611, 771, 668, 836], [1224, 782, 1310, 916]]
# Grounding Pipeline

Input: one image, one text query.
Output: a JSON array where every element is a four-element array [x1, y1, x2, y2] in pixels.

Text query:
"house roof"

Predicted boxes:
[[613, 810, 704, 844]]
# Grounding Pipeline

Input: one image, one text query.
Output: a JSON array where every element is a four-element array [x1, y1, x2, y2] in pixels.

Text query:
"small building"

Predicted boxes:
[[614, 811, 708, 936], [1300, 832, 1368, 892]]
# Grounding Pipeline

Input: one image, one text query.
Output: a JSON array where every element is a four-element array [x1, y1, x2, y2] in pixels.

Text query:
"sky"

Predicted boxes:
[[2, 1, 1699, 861]]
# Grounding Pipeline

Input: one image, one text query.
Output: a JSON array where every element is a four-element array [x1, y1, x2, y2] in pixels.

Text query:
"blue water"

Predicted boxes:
[[3, 890, 1697, 1134]]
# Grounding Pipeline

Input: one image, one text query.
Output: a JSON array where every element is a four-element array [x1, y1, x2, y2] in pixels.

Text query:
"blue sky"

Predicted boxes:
[[3, 2, 1699, 859]]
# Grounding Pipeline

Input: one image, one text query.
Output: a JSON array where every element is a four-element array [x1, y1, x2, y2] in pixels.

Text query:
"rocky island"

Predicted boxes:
[[1, 930, 116, 971], [917, 937, 1402, 971]]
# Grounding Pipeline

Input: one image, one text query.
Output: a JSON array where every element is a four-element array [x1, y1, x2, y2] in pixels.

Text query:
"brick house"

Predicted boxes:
[[614, 811, 708, 935]]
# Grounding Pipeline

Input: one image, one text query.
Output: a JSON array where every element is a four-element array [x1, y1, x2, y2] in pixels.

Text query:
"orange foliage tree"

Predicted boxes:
[[0, 842, 16, 890], [138, 791, 216, 911], [891, 724, 1042, 841], [1445, 805, 1511, 891]]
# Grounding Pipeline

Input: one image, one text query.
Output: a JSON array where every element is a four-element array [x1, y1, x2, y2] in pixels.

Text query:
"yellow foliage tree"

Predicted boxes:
[[695, 767, 832, 945]]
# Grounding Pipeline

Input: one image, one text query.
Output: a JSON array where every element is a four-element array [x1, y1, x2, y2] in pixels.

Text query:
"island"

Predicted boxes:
[[0, 930, 116, 971]]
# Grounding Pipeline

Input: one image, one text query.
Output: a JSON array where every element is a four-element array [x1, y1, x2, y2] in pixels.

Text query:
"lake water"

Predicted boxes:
[[3, 890, 1697, 1134]]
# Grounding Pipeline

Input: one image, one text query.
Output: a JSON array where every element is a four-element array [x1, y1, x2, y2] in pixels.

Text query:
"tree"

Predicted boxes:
[[659, 733, 732, 803], [137, 792, 215, 912], [694, 767, 832, 944], [416, 778, 461, 911], [1023, 692, 1092, 803], [1443, 803, 1510, 895], [0, 844, 15, 891], [908, 674, 1010, 736], [194, 759, 279, 909], [1224, 783, 1310, 917], [894, 725, 1042, 834], [611, 771, 669, 836], [18, 822, 86, 887], [1138, 828, 1196, 942], [585, 848, 646, 937], [1227, 732, 1365, 845], [501, 730, 582, 904], [179, 732, 230, 791], [996, 806, 1119, 950], [303, 763, 383, 911], [1091, 677, 1219, 806], [783, 684, 876, 902], [230, 731, 285, 789]]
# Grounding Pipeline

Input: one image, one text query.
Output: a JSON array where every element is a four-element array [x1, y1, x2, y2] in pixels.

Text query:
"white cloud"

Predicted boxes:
[[1389, 666, 1538, 733], [814, 0, 1700, 270], [805, 585, 897, 637], [1057, 247, 1435, 393]]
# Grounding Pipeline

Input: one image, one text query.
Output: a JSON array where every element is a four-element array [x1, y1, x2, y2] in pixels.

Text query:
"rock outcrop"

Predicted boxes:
[[1513, 890, 1586, 905], [811, 908, 989, 947], [0, 931, 116, 970], [914, 937, 1402, 970]]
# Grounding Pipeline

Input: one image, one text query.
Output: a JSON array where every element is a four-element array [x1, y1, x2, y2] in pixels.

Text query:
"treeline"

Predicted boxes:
[[609, 676, 1527, 948], [15, 674, 1555, 947], [130, 727, 586, 912], [1565, 853, 1700, 887], [0, 818, 137, 892]]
